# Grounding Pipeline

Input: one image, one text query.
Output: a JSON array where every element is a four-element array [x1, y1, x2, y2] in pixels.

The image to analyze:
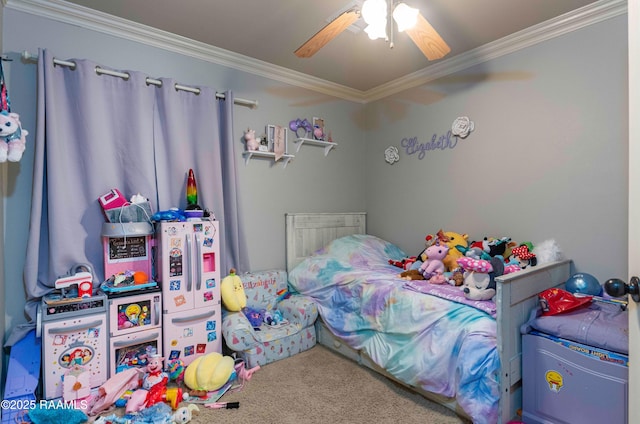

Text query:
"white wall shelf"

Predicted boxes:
[[242, 151, 294, 168], [293, 138, 337, 156]]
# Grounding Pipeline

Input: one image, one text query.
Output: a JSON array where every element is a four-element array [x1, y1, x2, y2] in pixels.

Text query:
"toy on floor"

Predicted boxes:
[[89, 367, 143, 416], [98, 402, 177, 424], [126, 376, 185, 413], [143, 354, 168, 390], [63, 363, 92, 401], [172, 404, 200, 423], [225, 359, 260, 394], [184, 352, 235, 393], [28, 404, 87, 424], [125, 354, 183, 413], [167, 359, 186, 385]]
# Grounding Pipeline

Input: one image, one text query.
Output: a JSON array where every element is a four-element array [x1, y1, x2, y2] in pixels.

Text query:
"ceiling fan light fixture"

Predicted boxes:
[[361, 0, 387, 26], [392, 3, 419, 32], [364, 22, 388, 40]]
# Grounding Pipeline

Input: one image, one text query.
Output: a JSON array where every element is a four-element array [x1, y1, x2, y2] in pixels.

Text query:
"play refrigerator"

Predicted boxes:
[[155, 219, 222, 366]]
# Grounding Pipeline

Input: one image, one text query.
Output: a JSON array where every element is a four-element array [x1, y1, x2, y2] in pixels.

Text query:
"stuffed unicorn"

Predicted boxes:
[[0, 110, 27, 162]]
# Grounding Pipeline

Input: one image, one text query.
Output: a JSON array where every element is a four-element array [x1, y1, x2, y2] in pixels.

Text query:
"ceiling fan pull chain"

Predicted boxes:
[[389, 0, 394, 48]]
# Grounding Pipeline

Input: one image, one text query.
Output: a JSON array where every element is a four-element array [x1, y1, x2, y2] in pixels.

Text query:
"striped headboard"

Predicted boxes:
[[285, 212, 366, 272]]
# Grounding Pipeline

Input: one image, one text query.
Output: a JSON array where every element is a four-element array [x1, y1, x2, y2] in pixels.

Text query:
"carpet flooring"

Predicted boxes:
[[185, 345, 468, 424]]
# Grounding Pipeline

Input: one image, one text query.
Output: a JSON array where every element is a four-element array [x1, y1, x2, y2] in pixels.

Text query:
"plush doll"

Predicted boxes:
[[242, 306, 264, 328], [456, 244, 491, 261], [221, 268, 247, 312], [142, 354, 168, 390], [486, 237, 512, 258], [398, 269, 425, 280], [263, 309, 285, 326], [457, 256, 505, 301], [437, 230, 469, 272], [172, 404, 200, 423], [184, 352, 235, 392], [448, 270, 465, 286], [406, 234, 437, 270], [388, 256, 417, 270], [0, 110, 28, 163], [428, 272, 448, 284], [510, 244, 537, 269], [419, 241, 449, 279], [244, 128, 259, 151]]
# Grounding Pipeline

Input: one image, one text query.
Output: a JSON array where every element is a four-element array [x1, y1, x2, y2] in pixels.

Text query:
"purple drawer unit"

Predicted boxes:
[[522, 332, 628, 424]]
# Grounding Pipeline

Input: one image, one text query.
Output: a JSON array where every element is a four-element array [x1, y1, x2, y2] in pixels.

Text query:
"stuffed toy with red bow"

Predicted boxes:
[[510, 243, 537, 269]]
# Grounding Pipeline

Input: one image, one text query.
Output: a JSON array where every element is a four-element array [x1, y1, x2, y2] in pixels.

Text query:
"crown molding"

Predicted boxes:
[[364, 0, 627, 102], [5, 0, 626, 104]]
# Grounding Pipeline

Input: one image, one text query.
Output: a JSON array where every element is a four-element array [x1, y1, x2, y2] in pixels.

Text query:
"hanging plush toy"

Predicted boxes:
[[0, 111, 27, 163], [0, 59, 28, 163]]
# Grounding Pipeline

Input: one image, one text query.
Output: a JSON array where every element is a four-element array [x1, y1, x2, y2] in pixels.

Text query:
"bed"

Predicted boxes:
[[285, 212, 571, 424]]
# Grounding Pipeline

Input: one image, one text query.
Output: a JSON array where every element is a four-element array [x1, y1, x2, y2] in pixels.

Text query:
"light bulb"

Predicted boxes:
[[364, 22, 388, 40], [393, 3, 419, 32], [361, 0, 387, 25]]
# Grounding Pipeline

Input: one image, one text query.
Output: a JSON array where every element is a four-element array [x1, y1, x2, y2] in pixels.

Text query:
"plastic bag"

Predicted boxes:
[[539, 288, 592, 316]]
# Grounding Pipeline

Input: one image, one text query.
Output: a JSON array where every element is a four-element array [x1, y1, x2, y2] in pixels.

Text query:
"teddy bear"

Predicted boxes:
[[0, 111, 28, 163], [437, 230, 469, 272]]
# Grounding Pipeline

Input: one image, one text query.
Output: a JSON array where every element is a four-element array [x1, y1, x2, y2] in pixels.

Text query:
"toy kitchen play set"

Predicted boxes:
[[38, 269, 109, 400], [37, 179, 222, 401]]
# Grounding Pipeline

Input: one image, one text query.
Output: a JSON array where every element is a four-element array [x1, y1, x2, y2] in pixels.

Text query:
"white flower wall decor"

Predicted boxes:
[[451, 116, 475, 139], [384, 146, 400, 164]]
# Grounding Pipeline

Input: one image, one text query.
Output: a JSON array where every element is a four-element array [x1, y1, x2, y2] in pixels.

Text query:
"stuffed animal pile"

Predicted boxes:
[[391, 229, 565, 301]]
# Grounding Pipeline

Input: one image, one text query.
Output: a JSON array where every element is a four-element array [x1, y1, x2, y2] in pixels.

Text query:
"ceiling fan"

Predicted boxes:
[[294, 0, 450, 61]]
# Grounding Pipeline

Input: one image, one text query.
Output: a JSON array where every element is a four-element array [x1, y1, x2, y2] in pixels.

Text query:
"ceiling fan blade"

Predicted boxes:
[[295, 10, 360, 58], [404, 12, 451, 61]]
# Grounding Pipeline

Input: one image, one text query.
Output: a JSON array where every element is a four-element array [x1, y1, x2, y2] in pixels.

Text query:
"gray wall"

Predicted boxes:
[[0, 5, 628, 380], [0, 9, 366, 334], [364, 17, 628, 284]]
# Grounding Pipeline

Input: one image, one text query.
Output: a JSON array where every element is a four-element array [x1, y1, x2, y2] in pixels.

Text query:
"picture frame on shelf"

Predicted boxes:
[[266, 125, 276, 152], [312, 117, 325, 141], [272, 125, 288, 160]]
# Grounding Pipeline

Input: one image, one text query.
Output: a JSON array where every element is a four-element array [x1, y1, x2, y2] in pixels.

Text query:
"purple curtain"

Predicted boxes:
[[6, 48, 247, 344]]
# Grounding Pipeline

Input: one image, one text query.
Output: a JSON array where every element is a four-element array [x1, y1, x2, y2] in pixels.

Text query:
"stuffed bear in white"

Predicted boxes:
[[0, 111, 28, 162]]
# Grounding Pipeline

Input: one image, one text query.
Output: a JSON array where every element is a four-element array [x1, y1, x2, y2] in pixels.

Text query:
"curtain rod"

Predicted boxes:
[[21, 50, 258, 109]]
